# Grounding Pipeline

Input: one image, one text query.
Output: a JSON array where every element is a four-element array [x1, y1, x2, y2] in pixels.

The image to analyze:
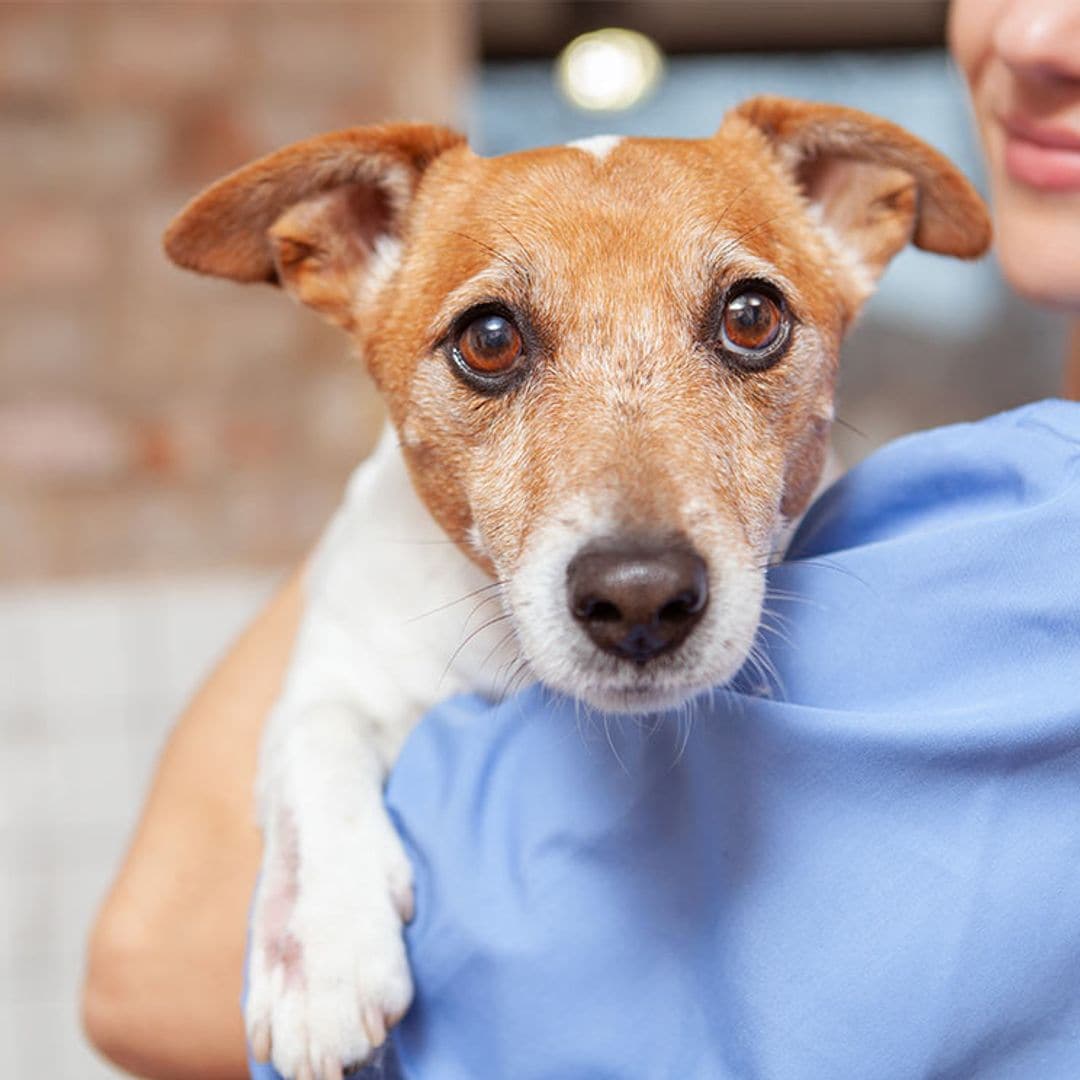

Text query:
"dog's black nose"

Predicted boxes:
[[567, 539, 709, 663]]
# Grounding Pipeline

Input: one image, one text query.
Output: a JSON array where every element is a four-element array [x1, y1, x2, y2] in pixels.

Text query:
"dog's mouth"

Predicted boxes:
[[558, 631, 754, 714], [573, 679, 706, 715]]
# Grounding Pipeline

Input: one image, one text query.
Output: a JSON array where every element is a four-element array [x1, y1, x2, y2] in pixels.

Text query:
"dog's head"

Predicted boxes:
[[166, 97, 990, 712]]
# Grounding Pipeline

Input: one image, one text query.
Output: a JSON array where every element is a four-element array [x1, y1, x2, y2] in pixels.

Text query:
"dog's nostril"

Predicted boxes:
[[566, 538, 709, 663], [658, 591, 703, 624], [576, 598, 622, 623]]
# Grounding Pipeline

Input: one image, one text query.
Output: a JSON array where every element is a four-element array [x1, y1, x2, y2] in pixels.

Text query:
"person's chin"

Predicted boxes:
[[992, 196, 1080, 313]]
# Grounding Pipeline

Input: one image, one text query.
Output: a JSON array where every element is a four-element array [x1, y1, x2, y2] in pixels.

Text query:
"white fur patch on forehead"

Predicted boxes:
[[566, 135, 623, 162]]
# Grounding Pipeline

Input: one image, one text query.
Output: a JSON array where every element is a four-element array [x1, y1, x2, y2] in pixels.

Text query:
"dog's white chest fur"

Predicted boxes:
[[281, 425, 518, 752]]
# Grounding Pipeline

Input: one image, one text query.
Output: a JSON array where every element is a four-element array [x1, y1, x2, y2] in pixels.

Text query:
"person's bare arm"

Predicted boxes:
[[82, 568, 303, 1080]]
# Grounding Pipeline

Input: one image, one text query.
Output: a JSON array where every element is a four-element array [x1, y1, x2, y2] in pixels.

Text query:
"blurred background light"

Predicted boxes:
[[555, 27, 664, 111]]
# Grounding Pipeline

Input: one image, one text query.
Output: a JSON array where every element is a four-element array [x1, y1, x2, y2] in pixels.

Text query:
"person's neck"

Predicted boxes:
[[1067, 319, 1080, 402]]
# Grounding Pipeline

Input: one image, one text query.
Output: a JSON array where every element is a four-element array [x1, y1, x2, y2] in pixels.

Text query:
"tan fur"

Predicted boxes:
[[165, 95, 991, 598], [734, 96, 992, 260], [164, 98, 991, 1077], [163, 123, 463, 286]]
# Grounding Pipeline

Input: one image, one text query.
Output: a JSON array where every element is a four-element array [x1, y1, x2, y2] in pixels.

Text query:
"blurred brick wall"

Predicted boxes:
[[0, 1, 471, 581]]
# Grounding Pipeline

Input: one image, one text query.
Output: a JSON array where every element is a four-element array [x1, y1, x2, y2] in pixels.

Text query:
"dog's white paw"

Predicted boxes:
[[246, 816, 415, 1080]]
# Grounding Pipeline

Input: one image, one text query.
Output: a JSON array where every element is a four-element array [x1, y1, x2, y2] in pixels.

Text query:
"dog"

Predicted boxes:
[[165, 96, 990, 1079]]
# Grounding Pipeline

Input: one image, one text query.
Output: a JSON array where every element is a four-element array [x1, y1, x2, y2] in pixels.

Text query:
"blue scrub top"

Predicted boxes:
[[252, 400, 1080, 1079]]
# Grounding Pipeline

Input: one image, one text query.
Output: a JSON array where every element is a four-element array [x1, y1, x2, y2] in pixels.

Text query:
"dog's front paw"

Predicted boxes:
[[246, 820, 415, 1080]]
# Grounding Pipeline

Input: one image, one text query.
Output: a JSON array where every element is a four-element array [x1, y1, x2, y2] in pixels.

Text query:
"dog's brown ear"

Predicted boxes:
[[164, 123, 465, 327], [728, 96, 991, 284]]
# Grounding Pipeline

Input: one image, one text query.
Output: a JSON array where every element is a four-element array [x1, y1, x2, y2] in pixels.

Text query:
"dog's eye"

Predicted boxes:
[[723, 291, 780, 350], [457, 314, 523, 375], [717, 284, 790, 370]]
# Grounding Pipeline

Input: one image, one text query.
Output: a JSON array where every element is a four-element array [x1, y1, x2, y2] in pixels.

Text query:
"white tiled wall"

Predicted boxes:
[[0, 573, 276, 1077]]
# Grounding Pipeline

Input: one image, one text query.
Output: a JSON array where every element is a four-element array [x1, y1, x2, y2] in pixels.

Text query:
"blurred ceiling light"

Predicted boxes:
[[556, 28, 664, 112]]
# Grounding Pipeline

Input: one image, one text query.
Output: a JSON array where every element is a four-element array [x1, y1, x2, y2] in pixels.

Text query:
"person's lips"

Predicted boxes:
[[1001, 114, 1080, 192]]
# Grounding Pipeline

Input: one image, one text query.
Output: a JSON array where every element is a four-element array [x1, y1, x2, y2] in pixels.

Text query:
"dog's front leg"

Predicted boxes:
[[246, 696, 416, 1080], [241, 431, 507, 1078], [244, 497, 444, 1080]]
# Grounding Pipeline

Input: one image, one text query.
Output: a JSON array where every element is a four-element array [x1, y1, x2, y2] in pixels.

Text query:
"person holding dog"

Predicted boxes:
[[950, 0, 1080, 391], [83, 2, 1080, 1077]]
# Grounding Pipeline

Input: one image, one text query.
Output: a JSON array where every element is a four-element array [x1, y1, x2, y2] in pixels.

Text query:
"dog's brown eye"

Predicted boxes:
[[713, 282, 791, 372], [721, 290, 783, 353], [458, 314, 523, 375]]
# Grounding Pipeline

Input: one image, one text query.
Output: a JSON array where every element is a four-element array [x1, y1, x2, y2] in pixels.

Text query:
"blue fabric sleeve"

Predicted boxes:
[[252, 399, 1080, 1080]]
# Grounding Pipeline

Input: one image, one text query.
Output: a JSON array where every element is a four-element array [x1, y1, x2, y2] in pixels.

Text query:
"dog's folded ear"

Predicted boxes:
[[163, 124, 465, 328], [727, 96, 991, 286]]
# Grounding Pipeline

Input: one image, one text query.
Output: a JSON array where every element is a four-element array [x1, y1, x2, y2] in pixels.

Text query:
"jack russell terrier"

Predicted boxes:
[[165, 96, 990, 1080]]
